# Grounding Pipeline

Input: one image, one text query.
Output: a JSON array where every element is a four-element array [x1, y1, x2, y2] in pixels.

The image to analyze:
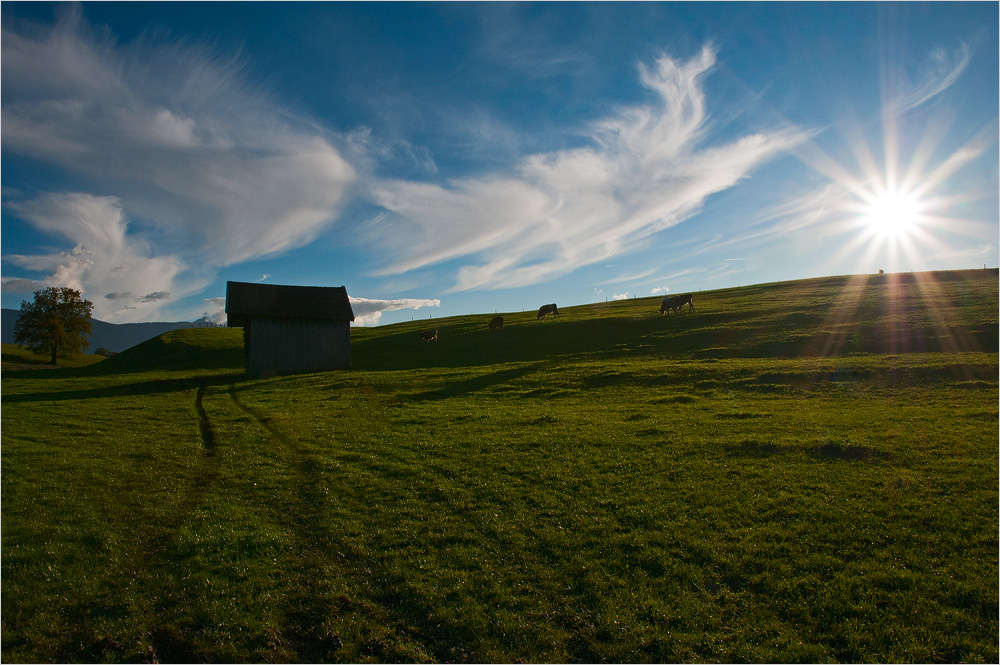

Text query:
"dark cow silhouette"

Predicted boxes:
[[659, 296, 680, 315], [421, 328, 438, 342], [489, 315, 504, 330], [537, 303, 559, 319], [660, 294, 694, 315]]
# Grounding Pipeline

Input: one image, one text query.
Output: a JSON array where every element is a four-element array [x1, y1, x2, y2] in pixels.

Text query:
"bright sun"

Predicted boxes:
[[862, 188, 924, 237]]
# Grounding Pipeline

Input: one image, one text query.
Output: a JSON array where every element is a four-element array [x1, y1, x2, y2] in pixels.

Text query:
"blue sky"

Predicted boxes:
[[2, 2, 997, 325]]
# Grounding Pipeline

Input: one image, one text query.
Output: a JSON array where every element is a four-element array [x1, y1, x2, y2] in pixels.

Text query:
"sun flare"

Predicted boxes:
[[861, 187, 924, 238]]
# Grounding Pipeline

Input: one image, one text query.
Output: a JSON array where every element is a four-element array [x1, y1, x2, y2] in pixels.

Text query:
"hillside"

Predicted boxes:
[[2, 269, 997, 663], [57, 268, 995, 389], [350, 269, 999, 370], [6, 269, 995, 372]]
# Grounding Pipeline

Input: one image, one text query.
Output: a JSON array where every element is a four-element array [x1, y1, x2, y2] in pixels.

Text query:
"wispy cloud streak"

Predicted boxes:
[[885, 43, 970, 115], [370, 45, 807, 291]]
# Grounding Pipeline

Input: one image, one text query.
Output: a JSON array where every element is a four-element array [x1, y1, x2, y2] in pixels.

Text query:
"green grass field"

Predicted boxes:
[[2, 270, 997, 662], [1, 344, 106, 371]]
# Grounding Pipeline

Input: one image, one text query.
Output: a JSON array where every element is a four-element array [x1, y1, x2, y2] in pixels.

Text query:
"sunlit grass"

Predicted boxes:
[[2, 270, 997, 662]]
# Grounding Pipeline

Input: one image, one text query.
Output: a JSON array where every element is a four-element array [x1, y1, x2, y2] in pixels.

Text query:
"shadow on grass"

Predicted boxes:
[[408, 362, 550, 401], [1, 351, 61, 370], [223, 384, 363, 662], [809, 441, 891, 462], [727, 438, 891, 462], [2, 372, 245, 403], [727, 439, 788, 458]]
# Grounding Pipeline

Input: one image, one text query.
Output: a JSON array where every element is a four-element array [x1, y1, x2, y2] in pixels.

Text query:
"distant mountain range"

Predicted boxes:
[[1, 308, 220, 353]]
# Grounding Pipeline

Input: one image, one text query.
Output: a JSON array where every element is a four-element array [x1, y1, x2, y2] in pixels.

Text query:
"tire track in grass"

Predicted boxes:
[[143, 379, 228, 662], [224, 383, 541, 661], [55, 377, 231, 663], [226, 382, 354, 660], [194, 382, 217, 455]]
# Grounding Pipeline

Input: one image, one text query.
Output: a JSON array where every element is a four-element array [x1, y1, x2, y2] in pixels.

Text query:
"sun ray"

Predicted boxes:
[[796, 121, 991, 280]]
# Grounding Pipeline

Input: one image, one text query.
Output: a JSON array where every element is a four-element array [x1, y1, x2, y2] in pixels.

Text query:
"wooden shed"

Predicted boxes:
[[225, 281, 355, 376]]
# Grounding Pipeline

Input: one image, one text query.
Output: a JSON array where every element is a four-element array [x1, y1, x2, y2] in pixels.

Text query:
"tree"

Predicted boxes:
[[13, 287, 94, 365]]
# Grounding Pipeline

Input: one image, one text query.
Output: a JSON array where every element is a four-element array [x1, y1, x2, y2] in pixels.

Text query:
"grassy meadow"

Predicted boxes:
[[1, 344, 107, 371], [2, 270, 997, 662]]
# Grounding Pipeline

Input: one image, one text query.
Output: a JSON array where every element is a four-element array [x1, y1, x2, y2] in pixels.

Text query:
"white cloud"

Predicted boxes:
[[370, 45, 806, 292], [598, 268, 657, 285], [349, 295, 441, 326], [1, 11, 356, 319], [651, 286, 671, 295], [612, 292, 630, 300], [5, 193, 190, 321], [886, 43, 970, 115], [199, 297, 228, 326]]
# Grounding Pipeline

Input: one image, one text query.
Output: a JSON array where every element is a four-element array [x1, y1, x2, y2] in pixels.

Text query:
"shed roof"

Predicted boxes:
[[225, 282, 355, 326]]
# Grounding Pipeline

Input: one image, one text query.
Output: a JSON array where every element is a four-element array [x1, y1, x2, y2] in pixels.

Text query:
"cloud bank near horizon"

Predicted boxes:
[[349, 296, 441, 326], [4, 193, 190, 321]]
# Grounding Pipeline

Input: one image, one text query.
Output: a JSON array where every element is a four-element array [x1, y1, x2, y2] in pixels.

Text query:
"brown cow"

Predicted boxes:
[[659, 295, 681, 315], [537, 303, 559, 319], [675, 293, 694, 312], [660, 294, 694, 315], [489, 315, 504, 330], [421, 328, 438, 342]]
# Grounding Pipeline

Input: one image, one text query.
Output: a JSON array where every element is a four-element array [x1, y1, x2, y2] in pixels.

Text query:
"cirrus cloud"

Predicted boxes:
[[885, 43, 971, 116], [369, 45, 808, 292]]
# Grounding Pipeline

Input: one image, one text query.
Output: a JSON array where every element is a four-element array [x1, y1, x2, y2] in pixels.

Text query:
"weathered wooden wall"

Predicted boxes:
[[243, 317, 350, 375]]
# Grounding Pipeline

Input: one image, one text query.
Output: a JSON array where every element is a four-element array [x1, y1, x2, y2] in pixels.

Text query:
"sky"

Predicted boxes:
[[2, 2, 997, 326]]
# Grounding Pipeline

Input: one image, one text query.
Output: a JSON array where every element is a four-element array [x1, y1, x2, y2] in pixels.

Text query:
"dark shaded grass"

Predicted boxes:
[[1, 344, 106, 371]]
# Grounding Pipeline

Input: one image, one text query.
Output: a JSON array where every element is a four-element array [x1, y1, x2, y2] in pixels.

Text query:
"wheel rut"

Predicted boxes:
[[194, 382, 217, 455], [225, 382, 356, 659]]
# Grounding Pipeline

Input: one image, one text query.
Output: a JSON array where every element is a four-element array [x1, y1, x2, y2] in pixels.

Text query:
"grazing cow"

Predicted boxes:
[[421, 328, 438, 342], [660, 294, 694, 315], [659, 295, 681, 315], [489, 315, 504, 330], [676, 293, 694, 312], [537, 303, 559, 319]]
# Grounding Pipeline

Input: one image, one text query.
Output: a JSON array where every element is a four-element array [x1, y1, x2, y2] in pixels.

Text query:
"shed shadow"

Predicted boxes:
[[2, 373, 244, 404], [408, 363, 548, 401]]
